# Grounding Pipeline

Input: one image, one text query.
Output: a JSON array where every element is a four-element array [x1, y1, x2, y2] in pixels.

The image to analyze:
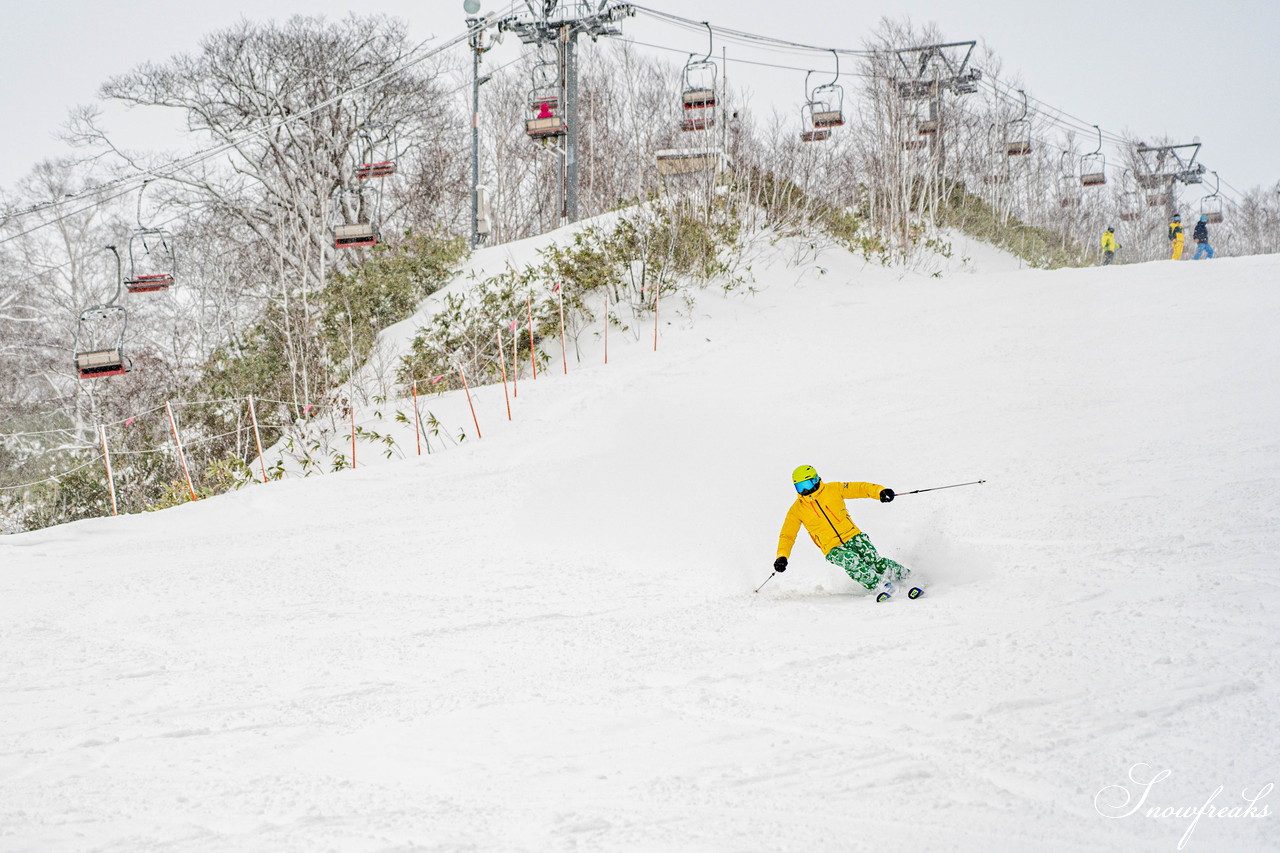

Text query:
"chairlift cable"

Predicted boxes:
[[0, 5, 522, 234]]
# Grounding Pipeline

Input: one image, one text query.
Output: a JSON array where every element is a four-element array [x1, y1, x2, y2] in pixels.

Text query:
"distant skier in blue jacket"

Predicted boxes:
[[1193, 215, 1215, 259]]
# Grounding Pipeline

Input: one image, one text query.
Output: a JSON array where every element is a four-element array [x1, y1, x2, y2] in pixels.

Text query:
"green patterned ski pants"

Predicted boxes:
[[824, 534, 910, 590]]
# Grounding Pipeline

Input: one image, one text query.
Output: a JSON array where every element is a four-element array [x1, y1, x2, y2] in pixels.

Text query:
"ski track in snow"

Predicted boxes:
[[2, 235, 1279, 852]]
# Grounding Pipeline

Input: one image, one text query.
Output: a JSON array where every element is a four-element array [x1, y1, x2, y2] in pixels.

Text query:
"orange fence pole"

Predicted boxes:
[[496, 328, 512, 421], [99, 424, 118, 517], [527, 296, 537, 380], [557, 285, 567, 374], [247, 395, 268, 482], [165, 401, 198, 501], [459, 366, 482, 439], [412, 381, 422, 455], [510, 320, 519, 398]]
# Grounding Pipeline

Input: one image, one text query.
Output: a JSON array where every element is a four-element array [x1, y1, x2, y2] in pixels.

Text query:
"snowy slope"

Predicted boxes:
[[2, 240, 1278, 853]]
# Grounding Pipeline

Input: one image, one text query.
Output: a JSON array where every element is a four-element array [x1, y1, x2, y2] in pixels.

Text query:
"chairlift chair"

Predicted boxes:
[[1005, 90, 1032, 156], [124, 228, 175, 293], [355, 128, 398, 179], [123, 181, 175, 293], [679, 26, 718, 134], [1058, 152, 1082, 207], [74, 304, 131, 379], [526, 58, 567, 140], [1200, 199, 1224, 224], [1079, 125, 1107, 187], [1200, 171, 1224, 224], [654, 148, 731, 177], [799, 59, 844, 143], [74, 246, 130, 378], [1059, 178, 1083, 208], [331, 186, 380, 250], [1117, 170, 1142, 221], [800, 103, 831, 142], [679, 58, 718, 132]]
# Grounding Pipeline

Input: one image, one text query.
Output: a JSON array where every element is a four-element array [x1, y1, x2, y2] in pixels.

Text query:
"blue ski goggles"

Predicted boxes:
[[794, 476, 821, 495]]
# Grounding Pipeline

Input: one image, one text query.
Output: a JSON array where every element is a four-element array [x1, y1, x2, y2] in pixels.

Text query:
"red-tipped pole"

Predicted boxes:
[[459, 366, 482, 439], [527, 296, 537, 380], [412, 381, 422, 455], [99, 424, 118, 517], [165, 400, 197, 501], [653, 283, 659, 351], [558, 286, 567, 374], [496, 328, 512, 421], [247, 395, 268, 481]]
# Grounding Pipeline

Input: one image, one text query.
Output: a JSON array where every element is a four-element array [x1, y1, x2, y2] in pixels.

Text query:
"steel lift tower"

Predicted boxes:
[[501, 1, 634, 227], [1133, 140, 1206, 217]]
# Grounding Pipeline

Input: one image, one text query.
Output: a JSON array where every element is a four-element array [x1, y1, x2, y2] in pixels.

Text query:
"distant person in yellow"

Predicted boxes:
[[772, 465, 921, 601], [1101, 226, 1119, 265], [1168, 213, 1185, 260]]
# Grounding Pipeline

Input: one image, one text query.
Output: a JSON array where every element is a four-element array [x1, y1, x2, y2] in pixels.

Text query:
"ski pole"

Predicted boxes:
[[753, 571, 777, 594], [895, 479, 985, 497]]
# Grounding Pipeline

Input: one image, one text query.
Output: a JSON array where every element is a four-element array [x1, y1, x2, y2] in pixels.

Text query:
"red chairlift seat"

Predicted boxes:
[[1006, 140, 1032, 156], [356, 161, 397, 180], [1081, 172, 1107, 187], [334, 223, 378, 249], [918, 119, 940, 136], [125, 273, 173, 293], [75, 348, 129, 379], [801, 129, 831, 143]]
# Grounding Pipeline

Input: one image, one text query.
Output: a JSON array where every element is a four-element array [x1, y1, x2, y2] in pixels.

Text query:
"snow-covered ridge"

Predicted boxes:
[[2, 234, 1277, 851]]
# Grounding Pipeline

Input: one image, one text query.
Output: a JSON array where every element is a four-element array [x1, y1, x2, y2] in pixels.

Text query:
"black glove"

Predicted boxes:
[[879, 488, 895, 503], [773, 556, 788, 572]]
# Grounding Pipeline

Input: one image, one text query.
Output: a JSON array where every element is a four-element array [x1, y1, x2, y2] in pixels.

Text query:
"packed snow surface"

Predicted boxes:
[[2, 235, 1278, 852]]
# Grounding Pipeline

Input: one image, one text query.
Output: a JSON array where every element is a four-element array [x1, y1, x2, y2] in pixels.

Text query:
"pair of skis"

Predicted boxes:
[[876, 582, 924, 603]]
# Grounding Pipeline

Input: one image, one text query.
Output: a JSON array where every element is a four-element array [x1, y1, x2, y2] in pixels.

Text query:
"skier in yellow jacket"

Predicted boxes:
[[1101, 227, 1119, 265], [773, 465, 921, 600], [1168, 214, 1185, 260]]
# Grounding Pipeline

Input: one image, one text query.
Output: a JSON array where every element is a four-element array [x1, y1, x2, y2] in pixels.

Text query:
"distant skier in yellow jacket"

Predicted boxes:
[[773, 465, 920, 600], [1168, 214, 1185, 260], [1101, 227, 1119, 265]]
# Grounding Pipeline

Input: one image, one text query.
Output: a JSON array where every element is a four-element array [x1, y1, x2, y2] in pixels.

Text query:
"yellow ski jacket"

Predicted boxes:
[[1169, 221, 1184, 242], [1101, 231, 1118, 252], [776, 481, 886, 558]]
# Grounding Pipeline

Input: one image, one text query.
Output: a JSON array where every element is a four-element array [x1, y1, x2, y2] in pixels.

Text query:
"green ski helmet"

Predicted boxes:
[[792, 465, 821, 495]]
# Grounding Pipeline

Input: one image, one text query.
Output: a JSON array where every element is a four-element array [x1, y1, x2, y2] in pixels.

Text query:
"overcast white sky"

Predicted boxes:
[[2, 0, 1277, 201]]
